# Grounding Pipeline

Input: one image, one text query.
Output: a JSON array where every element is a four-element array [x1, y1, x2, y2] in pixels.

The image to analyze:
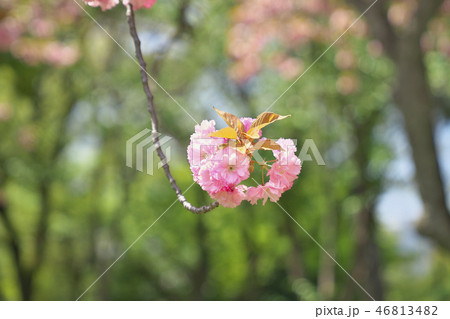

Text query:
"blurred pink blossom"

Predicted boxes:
[[84, 0, 119, 11], [123, 0, 156, 10], [0, 19, 22, 50], [43, 42, 80, 66], [83, 0, 156, 11]]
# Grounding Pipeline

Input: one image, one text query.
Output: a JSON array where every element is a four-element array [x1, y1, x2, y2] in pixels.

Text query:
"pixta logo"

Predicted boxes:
[[251, 138, 325, 166], [126, 129, 172, 175]]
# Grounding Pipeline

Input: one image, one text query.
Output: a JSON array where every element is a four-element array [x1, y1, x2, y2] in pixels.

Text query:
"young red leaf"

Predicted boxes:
[[251, 139, 283, 151], [246, 112, 290, 138], [213, 107, 245, 136], [209, 127, 238, 139]]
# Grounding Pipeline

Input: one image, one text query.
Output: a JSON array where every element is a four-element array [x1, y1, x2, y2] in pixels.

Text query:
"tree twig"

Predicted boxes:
[[125, 4, 219, 214]]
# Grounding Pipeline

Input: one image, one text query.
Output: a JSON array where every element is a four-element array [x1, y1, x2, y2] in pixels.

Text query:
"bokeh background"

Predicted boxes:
[[0, 0, 449, 301]]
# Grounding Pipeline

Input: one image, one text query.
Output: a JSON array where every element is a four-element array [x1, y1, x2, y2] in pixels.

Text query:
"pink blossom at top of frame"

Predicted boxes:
[[123, 0, 156, 10], [83, 0, 156, 11], [84, 0, 119, 11]]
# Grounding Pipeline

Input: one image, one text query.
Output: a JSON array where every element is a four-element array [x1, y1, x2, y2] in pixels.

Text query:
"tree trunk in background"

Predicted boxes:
[[317, 180, 338, 300], [0, 193, 33, 300], [241, 206, 260, 300], [283, 213, 305, 281], [350, 207, 383, 300], [344, 108, 384, 301], [317, 212, 337, 300], [191, 217, 209, 300], [348, 0, 450, 251], [394, 34, 450, 250]]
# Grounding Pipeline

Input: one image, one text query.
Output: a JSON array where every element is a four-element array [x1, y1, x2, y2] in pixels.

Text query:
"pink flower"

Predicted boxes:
[[273, 138, 297, 159], [193, 120, 217, 139], [240, 117, 255, 132], [197, 162, 225, 194], [210, 147, 250, 185], [123, 0, 156, 10], [187, 118, 301, 208], [187, 120, 224, 178], [246, 186, 264, 205], [187, 136, 221, 168], [84, 0, 119, 11], [212, 185, 247, 208], [267, 153, 301, 190], [240, 117, 262, 137], [246, 182, 283, 205], [191, 145, 251, 207], [83, 0, 156, 11]]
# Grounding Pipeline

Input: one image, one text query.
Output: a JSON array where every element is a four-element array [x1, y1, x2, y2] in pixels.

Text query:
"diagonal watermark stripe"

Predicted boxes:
[[72, 0, 199, 125], [251, 178, 376, 301], [76, 182, 197, 301], [126, 129, 173, 175], [263, 0, 380, 114]]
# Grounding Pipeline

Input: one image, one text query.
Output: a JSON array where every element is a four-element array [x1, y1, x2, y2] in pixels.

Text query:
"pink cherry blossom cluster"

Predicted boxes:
[[83, 0, 156, 11], [187, 119, 301, 208]]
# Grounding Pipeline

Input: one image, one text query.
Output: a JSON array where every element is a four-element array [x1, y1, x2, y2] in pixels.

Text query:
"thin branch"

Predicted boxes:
[[125, 4, 219, 214], [0, 193, 31, 300]]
